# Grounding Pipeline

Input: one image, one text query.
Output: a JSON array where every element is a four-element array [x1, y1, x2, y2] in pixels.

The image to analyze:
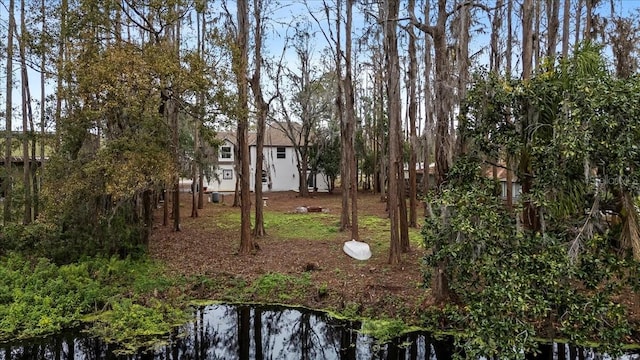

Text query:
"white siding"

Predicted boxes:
[[203, 139, 237, 193], [250, 146, 330, 192], [183, 142, 330, 194]]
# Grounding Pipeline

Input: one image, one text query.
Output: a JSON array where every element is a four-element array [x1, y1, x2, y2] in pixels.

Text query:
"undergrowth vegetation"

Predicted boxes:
[[247, 272, 312, 301], [0, 254, 188, 351], [422, 156, 636, 359]]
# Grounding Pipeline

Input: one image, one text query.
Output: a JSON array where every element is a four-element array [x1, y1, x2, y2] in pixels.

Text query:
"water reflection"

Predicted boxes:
[[0, 304, 638, 360]]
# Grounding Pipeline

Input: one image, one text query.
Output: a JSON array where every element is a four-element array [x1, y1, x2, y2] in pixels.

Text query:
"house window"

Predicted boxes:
[[276, 147, 286, 159], [262, 170, 268, 183], [223, 169, 233, 180], [220, 146, 232, 159]]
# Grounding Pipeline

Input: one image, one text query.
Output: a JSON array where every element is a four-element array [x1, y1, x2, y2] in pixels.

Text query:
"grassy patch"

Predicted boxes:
[[215, 211, 340, 240], [248, 272, 312, 302], [359, 215, 423, 249], [264, 213, 339, 240], [207, 208, 422, 246], [212, 212, 242, 230]]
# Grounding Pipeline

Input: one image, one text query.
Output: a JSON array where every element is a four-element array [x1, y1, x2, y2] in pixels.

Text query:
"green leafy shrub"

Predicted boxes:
[[422, 157, 631, 359], [0, 222, 61, 257]]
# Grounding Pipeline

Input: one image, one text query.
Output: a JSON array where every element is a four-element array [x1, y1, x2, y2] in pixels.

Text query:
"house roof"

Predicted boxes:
[[218, 122, 301, 147]]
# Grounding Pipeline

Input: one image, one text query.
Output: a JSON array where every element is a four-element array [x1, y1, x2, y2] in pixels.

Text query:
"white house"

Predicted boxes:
[[201, 123, 330, 193]]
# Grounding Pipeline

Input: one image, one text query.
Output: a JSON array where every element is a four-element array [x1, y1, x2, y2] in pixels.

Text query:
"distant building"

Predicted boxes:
[[193, 123, 330, 193]]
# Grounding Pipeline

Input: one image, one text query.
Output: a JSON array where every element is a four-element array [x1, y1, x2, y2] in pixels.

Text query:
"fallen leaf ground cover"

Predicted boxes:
[[148, 190, 428, 322]]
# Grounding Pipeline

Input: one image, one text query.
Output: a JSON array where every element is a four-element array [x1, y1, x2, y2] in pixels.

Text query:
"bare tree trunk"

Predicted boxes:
[[250, 0, 268, 237], [412, 0, 452, 303], [375, 32, 386, 199], [398, 129, 410, 253], [253, 110, 266, 236], [611, 17, 638, 79], [561, 0, 570, 58], [533, 0, 541, 68], [422, 1, 433, 197], [547, 0, 560, 58], [456, 0, 470, 155], [585, 0, 593, 40], [141, 189, 153, 246], [433, 0, 451, 302], [575, 0, 583, 45], [336, 0, 350, 232], [20, 0, 32, 224], [169, 95, 181, 232], [521, 0, 540, 231], [191, 124, 199, 218], [36, 0, 46, 220], [385, 0, 401, 265], [522, 0, 534, 78], [506, 0, 513, 78], [505, 0, 514, 209], [3, 0, 15, 225], [407, 0, 418, 228], [488, 3, 505, 195], [172, 9, 182, 231], [197, 7, 206, 210], [54, 0, 67, 150], [345, 0, 359, 241], [412, 0, 452, 187], [237, 0, 257, 253], [192, 24, 200, 220], [490, 0, 503, 73]]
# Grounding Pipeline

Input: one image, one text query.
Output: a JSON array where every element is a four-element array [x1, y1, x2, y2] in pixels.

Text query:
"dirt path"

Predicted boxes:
[[148, 191, 428, 320]]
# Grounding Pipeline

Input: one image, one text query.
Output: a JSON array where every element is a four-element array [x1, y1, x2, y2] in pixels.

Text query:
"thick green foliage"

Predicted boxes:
[[0, 254, 187, 350], [315, 132, 341, 190], [422, 157, 632, 359], [424, 44, 640, 358]]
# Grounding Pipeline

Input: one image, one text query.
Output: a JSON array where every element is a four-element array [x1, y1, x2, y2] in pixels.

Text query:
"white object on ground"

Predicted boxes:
[[343, 240, 372, 260]]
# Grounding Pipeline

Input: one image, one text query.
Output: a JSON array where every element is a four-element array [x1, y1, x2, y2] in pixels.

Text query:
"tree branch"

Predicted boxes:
[[120, 0, 160, 40], [446, 0, 493, 19], [408, 6, 435, 36]]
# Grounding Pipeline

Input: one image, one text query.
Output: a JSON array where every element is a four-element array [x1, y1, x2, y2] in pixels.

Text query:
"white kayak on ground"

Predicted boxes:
[[343, 240, 372, 260]]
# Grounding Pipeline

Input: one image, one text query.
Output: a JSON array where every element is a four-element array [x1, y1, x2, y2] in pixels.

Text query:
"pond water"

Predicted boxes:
[[0, 304, 638, 360]]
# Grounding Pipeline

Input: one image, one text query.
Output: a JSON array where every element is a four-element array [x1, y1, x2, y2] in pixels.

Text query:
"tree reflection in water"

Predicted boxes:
[[1, 304, 639, 359]]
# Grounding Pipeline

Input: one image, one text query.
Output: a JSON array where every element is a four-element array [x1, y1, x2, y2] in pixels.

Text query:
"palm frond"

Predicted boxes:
[[620, 190, 640, 260]]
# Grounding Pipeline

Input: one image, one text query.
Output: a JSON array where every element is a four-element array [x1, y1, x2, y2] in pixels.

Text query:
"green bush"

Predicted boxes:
[[0, 222, 60, 256], [422, 157, 632, 359]]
